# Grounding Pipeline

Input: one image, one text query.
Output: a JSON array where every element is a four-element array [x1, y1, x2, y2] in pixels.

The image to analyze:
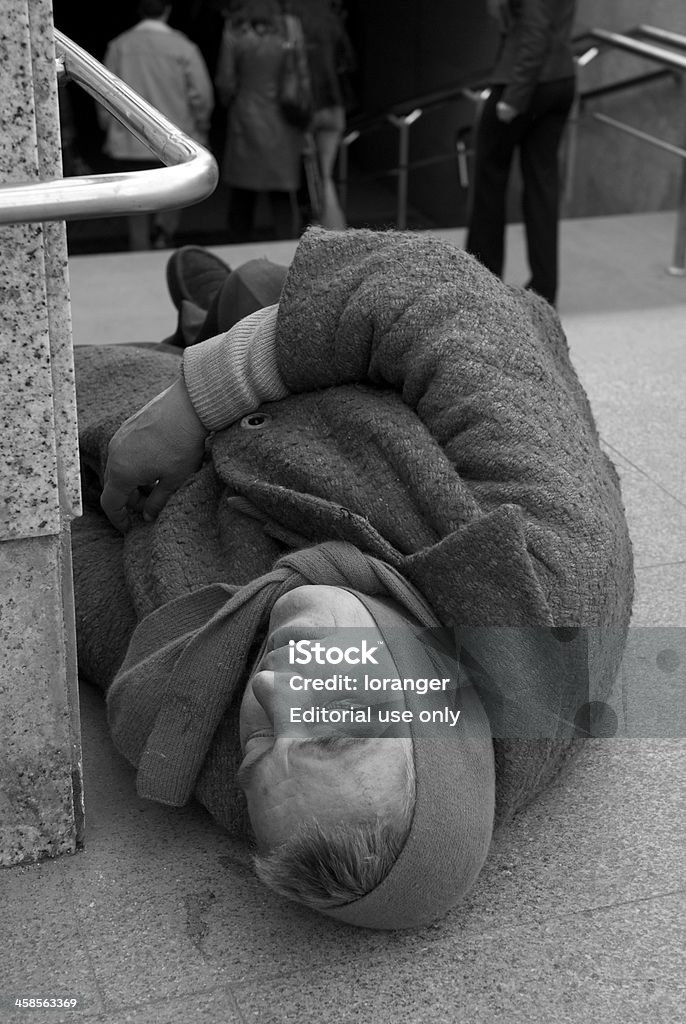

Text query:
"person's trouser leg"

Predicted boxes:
[[227, 186, 257, 242], [268, 190, 300, 239], [192, 258, 289, 344], [154, 207, 182, 247], [519, 77, 575, 306], [465, 87, 519, 279], [126, 213, 152, 251]]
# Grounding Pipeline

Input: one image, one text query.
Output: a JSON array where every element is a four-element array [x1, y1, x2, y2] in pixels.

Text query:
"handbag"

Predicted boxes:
[[279, 15, 312, 129]]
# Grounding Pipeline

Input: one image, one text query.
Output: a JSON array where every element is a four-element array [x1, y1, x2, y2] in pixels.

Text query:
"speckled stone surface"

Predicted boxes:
[[0, 0, 80, 539], [0, 535, 80, 866], [0, 0, 83, 866], [31, 0, 81, 520]]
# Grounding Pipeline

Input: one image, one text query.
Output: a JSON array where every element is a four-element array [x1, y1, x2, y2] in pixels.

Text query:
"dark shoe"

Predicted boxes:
[[165, 245, 232, 313]]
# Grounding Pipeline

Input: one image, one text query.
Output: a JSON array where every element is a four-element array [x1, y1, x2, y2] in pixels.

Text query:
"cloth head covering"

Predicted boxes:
[[322, 591, 495, 930]]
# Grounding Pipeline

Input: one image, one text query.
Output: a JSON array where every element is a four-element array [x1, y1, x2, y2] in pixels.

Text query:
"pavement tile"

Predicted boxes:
[[632, 563, 686, 626], [231, 892, 686, 1024], [453, 738, 686, 931], [598, 447, 686, 568], [557, 212, 686, 316], [92, 988, 243, 1024], [67, 883, 230, 1012], [564, 307, 686, 505], [0, 859, 105, 1022]]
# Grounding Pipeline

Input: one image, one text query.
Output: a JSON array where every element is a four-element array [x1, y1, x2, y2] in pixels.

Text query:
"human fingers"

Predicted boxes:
[[496, 100, 517, 122], [99, 377, 207, 531], [100, 477, 136, 533], [140, 476, 186, 523]]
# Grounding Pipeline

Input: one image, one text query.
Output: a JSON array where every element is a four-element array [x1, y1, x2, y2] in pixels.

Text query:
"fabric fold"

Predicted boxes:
[[108, 540, 438, 806]]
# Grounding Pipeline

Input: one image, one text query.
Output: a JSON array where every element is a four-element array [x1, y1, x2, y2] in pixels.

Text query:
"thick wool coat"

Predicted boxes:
[[72, 228, 633, 844]]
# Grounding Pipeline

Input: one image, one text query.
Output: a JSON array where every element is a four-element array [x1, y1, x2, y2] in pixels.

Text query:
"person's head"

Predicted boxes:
[[238, 583, 497, 929], [238, 586, 416, 908], [138, 0, 171, 21]]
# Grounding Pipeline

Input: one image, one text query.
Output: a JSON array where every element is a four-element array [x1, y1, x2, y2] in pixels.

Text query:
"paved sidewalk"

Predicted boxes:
[[3, 213, 685, 1024]]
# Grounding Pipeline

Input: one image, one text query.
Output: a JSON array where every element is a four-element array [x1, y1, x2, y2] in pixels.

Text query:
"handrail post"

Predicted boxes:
[[670, 168, 686, 274], [337, 129, 359, 214], [669, 98, 686, 276], [563, 82, 581, 208], [387, 109, 422, 230], [455, 126, 471, 189]]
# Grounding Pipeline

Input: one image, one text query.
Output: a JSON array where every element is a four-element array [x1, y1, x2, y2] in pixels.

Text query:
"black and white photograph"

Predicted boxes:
[[1, 1, 685, 1022]]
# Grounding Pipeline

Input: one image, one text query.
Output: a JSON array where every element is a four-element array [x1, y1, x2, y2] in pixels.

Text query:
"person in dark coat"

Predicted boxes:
[[465, 0, 577, 306], [215, 0, 310, 240], [72, 231, 633, 930]]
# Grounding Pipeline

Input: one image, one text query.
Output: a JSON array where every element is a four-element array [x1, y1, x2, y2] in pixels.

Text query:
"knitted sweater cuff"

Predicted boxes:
[[181, 305, 288, 431]]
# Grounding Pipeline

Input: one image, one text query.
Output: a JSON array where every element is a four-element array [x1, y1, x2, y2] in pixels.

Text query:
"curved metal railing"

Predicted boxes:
[[582, 26, 686, 274], [0, 29, 218, 225]]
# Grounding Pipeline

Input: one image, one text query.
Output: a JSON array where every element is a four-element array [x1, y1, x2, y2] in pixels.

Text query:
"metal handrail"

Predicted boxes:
[[588, 28, 686, 71], [578, 68, 676, 105], [0, 29, 218, 225], [339, 71, 491, 228], [346, 68, 493, 137], [634, 25, 686, 52], [581, 27, 686, 275]]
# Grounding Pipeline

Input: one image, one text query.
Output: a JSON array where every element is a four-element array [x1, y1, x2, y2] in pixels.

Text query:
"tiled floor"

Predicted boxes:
[[3, 212, 686, 1023]]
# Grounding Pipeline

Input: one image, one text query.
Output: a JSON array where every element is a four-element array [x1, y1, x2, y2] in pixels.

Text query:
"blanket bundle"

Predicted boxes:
[[72, 228, 634, 845]]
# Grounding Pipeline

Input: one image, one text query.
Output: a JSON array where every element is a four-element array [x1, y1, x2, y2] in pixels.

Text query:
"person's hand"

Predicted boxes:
[[100, 376, 209, 533], [496, 100, 518, 123]]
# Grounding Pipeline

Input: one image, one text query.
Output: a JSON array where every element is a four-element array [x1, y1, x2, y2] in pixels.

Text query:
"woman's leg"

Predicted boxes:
[[311, 107, 346, 230]]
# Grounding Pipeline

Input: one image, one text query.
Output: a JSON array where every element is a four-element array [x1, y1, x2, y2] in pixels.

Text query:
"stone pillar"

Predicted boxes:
[[0, 0, 84, 864]]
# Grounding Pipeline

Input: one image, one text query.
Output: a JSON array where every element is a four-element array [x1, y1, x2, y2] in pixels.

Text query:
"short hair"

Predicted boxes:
[[139, 0, 169, 19], [253, 741, 416, 909]]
